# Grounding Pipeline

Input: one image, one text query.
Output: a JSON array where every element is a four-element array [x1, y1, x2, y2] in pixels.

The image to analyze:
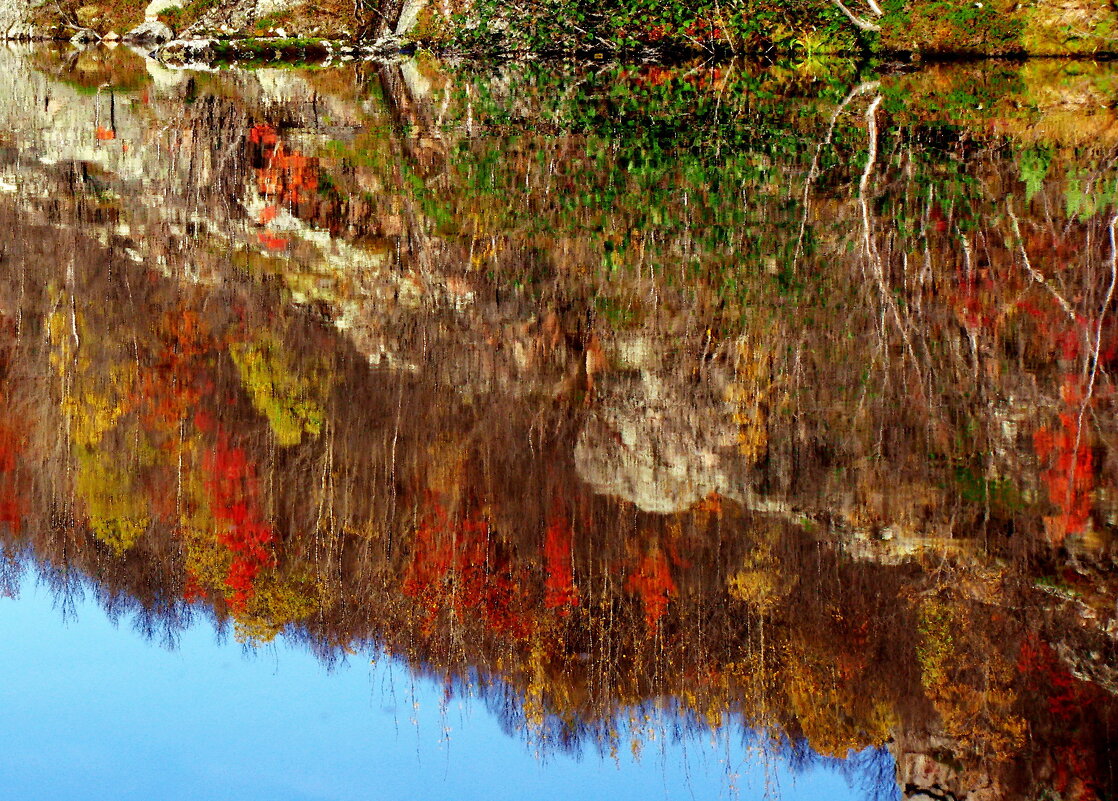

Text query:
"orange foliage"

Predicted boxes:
[[257, 204, 279, 224], [250, 123, 319, 207], [139, 310, 210, 436], [625, 546, 676, 627], [258, 232, 290, 251]]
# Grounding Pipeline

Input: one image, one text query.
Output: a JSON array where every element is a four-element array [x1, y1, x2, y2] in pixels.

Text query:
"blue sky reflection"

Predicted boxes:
[[0, 576, 891, 801]]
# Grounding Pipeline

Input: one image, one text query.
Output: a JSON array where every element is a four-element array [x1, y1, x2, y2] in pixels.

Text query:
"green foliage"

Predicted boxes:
[[210, 38, 330, 65], [1064, 167, 1118, 222], [953, 466, 1022, 512], [253, 9, 294, 32], [453, 0, 863, 56], [1018, 145, 1053, 203], [879, 0, 1023, 54], [157, 0, 218, 30]]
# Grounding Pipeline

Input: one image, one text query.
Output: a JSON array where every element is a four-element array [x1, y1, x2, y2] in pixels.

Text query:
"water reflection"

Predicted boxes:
[[0, 43, 1116, 800], [8, 581, 885, 801]]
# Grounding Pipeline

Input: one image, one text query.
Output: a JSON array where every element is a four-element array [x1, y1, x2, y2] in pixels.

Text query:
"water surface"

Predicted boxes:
[[0, 43, 1116, 800]]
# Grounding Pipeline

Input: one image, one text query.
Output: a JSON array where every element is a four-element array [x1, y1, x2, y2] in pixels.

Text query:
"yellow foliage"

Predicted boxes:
[[230, 334, 331, 447], [233, 574, 324, 643], [783, 644, 896, 758], [724, 334, 770, 462], [75, 447, 149, 555], [183, 525, 233, 590], [726, 525, 793, 611], [915, 598, 1026, 762], [49, 307, 136, 449]]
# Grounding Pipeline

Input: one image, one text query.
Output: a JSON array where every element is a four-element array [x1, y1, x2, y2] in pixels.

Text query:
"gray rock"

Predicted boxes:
[[6, 23, 38, 40], [70, 28, 99, 44], [157, 37, 216, 64], [0, 0, 28, 38], [123, 20, 173, 44]]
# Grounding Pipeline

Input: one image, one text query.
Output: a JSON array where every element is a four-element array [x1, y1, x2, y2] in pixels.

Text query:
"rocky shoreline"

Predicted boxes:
[[0, 0, 431, 65], [4, 0, 1118, 62]]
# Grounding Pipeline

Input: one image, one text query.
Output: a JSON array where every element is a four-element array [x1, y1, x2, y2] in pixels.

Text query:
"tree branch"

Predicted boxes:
[[833, 0, 881, 32]]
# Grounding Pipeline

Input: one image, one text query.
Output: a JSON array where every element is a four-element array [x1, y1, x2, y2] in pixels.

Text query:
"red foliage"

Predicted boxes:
[[0, 422, 22, 532], [404, 500, 533, 640], [1034, 378, 1095, 545], [202, 438, 276, 611], [0, 424, 19, 473], [1018, 635, 1082, 721], [625, 547, 676, 628], [182, 571, 206, 603], [1017, 635, 1101, 801], [683, 17, 723, 41], [543, 511, 579, 615]]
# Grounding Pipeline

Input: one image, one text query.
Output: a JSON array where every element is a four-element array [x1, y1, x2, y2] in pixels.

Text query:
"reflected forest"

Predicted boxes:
[[1, 41, 1118, 801]]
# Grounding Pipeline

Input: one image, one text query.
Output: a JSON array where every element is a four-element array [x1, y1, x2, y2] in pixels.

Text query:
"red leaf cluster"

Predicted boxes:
[[625, 547, 676, 628], [1018, 635, 1101, 801], [249, 123, 319, 207], [0, 422, 22, 532], [404, 500, 533, 639], [202, 439, 276, 611], [1034, 379, 1095, 545], [543, 511, 579, 615]]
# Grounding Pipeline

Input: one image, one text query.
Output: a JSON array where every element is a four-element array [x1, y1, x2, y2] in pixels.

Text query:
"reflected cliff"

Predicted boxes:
[[0, 43, 1117, 800]]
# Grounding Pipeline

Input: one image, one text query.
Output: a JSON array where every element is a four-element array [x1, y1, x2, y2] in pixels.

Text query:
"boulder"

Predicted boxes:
[[0, 0, 27, 37], [123, 20, 173, 44], [143, 0, 182, 22], [5, 23, 38, 40], [156, 37, 217, 64]]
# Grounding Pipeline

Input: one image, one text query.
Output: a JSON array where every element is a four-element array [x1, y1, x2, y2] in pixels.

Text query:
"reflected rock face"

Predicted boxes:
[[576, 370, 749, 514], [0, 46, 1117, 801]]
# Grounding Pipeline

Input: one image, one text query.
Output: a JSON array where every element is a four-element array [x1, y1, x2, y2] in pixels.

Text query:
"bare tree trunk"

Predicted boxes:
[[832, 0, 881, 32]]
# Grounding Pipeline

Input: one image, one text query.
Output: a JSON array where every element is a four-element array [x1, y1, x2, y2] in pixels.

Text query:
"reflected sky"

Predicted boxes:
[[0, 577, 874, 801]]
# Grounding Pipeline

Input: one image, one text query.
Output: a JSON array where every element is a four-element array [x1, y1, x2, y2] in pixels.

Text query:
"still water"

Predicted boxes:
[[0, 43, 1116, 800]]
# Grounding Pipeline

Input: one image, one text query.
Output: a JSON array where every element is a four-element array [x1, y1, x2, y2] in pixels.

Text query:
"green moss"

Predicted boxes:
[[210, 37, 331, 64]]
